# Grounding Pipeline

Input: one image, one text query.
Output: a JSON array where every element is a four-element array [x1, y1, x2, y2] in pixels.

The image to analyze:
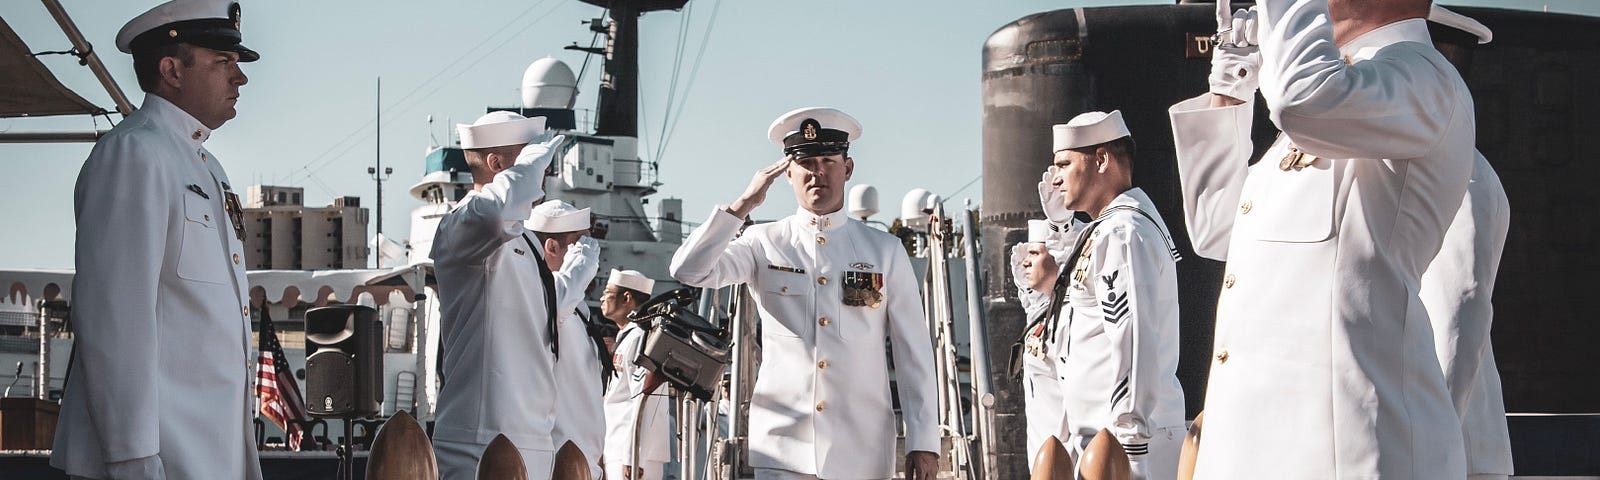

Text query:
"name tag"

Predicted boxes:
[[767, 264, 806, 274]]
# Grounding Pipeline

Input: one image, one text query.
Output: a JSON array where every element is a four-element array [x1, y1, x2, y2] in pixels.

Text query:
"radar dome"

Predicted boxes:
[[521, 57, 578, 109], [901, 188, 933, 228], [849, 184, 879, 219]]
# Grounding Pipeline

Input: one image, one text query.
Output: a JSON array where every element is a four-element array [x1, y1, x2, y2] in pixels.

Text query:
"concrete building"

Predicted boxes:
[[243, 185, 371, 270]]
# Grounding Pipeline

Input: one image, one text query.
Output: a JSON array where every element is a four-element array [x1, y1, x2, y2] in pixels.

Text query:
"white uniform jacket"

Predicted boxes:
[[602, 323, 672, 466], [53, 95, 261, 480], [430, 151, 559, 463], [1420, 153, 1513, 476], [1014, 220, 1080, 470], [670, 207, 939, 478], [550, 243, 604, 476], [1052, 189, 1184, 480], [1169, 3, 1475, 477]]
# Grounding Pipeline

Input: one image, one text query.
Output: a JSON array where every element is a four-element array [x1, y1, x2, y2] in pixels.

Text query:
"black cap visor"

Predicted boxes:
[[130, 19, 259, 62]]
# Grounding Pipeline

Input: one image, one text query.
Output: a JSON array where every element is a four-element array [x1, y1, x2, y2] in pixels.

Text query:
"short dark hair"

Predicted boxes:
[[462, 144, 524, 176], [533, 230, 586, 246], [1073, 136, 1137, 163], [132, 43, 195, 93]]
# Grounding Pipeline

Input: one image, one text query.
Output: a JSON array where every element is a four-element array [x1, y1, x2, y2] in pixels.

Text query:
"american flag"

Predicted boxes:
[[256, 309, 314, 450]]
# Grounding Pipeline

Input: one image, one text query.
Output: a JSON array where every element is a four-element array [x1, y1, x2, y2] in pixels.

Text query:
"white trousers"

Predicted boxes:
[[435, 438, 554, 480], [604, 460, 665, 480], [753, 467, 891, 480], [1069, 427, 1183, 480]]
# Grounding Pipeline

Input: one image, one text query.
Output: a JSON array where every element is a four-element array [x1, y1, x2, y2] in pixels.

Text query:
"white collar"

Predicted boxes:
[[140, 94, 213, 148], [1098, 187, 1155, 218], [1341, 18, 1431, 63], [793, 207, 850, 232]]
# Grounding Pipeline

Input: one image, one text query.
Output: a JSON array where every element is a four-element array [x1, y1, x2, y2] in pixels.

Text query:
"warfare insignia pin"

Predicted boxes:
[[849, 262, 875, 270], [231, 3, 242, 31], [801, 119, 819, 141]]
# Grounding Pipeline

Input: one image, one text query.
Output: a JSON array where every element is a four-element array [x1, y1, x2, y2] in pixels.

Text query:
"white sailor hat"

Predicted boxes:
[[117, 0, 258, 62], [767, 107, 862, 159], [607, 269, 655, 295], [525, 200, 591, 233], [457, 111, 547, 150], [1052, 110, 1131, 153], [1027, 220, 1054, 243], [1429, 5, 1493, 44]]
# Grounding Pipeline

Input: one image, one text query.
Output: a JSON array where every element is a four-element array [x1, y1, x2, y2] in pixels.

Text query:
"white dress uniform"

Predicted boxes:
[[603, 320, 671, 480], [1051, 188, 1185, 480], [54, 92, 262, 480], [431, 113, 564, 480], [1168, 0, 1476, 476], [1421, 153, 1513, 479], [529, 202, 606, 479], [672, 204, 939, 478], [1011, 219, 1077, 470]]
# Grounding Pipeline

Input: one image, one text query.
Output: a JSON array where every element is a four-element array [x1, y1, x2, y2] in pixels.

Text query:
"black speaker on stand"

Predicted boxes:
[[305, 304, 383, 480]]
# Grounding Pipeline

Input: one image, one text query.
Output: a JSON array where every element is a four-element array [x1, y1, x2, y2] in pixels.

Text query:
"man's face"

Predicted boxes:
[[172, 46, 248, 129], [600, 285, 638, 325], [1050, 149, 1100, 212], [542, 229, 592, 270], [786, 153, 854, 214], [1022, 242, 1059, 292]]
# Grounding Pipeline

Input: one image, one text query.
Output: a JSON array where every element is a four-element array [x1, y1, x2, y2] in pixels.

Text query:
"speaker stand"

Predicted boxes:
[[336, 416, 355, 480]]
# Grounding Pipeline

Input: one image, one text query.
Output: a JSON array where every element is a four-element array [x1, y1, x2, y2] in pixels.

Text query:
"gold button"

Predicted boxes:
[[810, 218, 817, 225], [1223, 274, 1236, 289], [192, 130, 202, 140], [204, 214, 211, 221], [1215, 350, 1230, 363], [242, 306, 250, 317], [1239, 201, 1252, 214], [818, 360, 828, 370], [815, 402, 826, 412], [819, 317, 831, 326], [233, 253, 241, 264], [818, 276, 828, 286], [781, 286, 789, 294], [817, 236, 827, 245]]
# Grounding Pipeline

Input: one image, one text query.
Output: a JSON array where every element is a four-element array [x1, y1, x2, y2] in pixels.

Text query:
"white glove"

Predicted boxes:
[[1010, 243, 1032, 293], [564, 235, 599, 265], [515, 133, 567, 174], [1210, 4, 1261, 102], [1037, 168, 1074, 224]]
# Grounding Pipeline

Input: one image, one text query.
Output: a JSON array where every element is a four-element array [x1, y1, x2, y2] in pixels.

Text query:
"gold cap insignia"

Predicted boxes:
[[802, 121, 818, 141]]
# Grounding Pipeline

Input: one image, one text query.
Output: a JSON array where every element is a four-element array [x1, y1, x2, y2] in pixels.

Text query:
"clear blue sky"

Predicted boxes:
[[1, 0, 1593, 269]]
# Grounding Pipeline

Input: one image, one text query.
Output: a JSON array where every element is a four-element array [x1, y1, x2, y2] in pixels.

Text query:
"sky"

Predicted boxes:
[[1, 0, 1595, 269]]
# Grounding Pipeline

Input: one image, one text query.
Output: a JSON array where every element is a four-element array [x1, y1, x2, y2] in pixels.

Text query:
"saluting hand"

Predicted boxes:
[[726, 156, 792, 219]]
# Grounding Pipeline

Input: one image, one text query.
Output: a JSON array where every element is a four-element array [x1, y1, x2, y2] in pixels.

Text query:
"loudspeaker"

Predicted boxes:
[[305, 305, 383, 418]]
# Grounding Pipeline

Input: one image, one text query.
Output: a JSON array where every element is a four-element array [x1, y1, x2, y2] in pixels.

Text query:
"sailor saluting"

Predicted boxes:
[[526, 200, 605, 479], [429, 111, 567, 479], [1169, 0, 1478, 476], [1008, 219, 1074, 472], [54, 1, 260, 478], [1044, 111, 1185, 480], [670, 107, 941, 480]]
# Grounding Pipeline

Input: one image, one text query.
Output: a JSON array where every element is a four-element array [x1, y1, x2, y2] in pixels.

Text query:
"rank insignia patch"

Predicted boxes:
[[842, 270, 884, 308]]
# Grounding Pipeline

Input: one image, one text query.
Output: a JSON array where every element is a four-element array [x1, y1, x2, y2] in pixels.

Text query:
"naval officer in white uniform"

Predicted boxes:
[[430, 111, 567, 479], [1045, 111, 1185, 480], [600, 269, 671, 480], [527, 200, 605, 478], [1169, 0, 1476, 476], [670, 107, 940, 480], [54, 2, 261, 478], [1421, 8, 1515, 478], [1010, 219, 1073, 470]]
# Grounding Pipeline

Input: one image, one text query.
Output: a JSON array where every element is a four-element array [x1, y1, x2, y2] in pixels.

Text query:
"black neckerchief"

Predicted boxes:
[[579, 308, 616, 387], [521, 233, 559, 359]]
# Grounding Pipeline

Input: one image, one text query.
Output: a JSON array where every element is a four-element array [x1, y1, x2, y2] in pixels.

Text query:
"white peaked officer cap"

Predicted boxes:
[[117, 0, 259, 62], [608, 269, 655, 295], [457, 111, 547, 149], [767, 107, 862, 158], [1052, 110, 1131, 153], [1429, 5, 1493, 44], [526, 200, 591, 233]]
